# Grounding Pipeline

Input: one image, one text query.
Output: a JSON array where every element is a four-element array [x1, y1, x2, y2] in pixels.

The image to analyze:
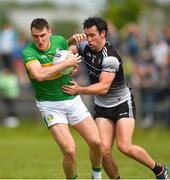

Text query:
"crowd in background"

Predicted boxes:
[[0, 20, 170, 128], [106, 21, 170, 129], [0, 22, 30, 127]]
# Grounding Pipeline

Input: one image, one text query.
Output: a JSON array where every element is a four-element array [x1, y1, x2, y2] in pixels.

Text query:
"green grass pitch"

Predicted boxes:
[[0, 120, 169, 179]]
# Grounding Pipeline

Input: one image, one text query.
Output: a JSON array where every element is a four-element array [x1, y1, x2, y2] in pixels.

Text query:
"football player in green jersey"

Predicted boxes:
[[22, 18, 102, 179]]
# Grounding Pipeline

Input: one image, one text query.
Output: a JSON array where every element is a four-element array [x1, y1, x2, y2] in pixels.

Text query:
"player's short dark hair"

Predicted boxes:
[[30, 18, 49, 31], [83, 16, 108, 36]]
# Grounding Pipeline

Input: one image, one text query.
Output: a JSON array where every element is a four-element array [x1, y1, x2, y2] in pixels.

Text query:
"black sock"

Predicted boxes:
[[152, 163, 163, 175], [116, 176, 121, 179]]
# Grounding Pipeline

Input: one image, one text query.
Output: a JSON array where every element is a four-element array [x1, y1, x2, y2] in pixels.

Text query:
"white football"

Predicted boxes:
[[53, 50, 74, 74]]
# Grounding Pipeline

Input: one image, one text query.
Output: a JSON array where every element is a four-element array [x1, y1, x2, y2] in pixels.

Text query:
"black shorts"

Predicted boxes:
[[94, 95, 136, 123]]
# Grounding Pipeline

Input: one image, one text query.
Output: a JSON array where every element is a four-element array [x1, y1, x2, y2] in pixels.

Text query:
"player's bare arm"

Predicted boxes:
[[26, 53, 81, 81], [62, 71, 115, 95]]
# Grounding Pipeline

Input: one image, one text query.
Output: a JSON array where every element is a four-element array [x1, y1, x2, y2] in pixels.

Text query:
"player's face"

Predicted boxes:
[[84, 25, 106, 52], [31, 27, 51, 51]]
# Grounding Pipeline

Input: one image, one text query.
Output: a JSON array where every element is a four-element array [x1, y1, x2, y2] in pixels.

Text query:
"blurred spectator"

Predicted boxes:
[[0, 22, 17, 71], [0, 68, 20, 128], [149, 31, 169, 70], [106, 20, 121, 51], [148, 29, 170, 126], [13, 31, 31, 89], [133, 50, 157, 128], [0, 22, 21, 127], [122, 23, 140, 60]]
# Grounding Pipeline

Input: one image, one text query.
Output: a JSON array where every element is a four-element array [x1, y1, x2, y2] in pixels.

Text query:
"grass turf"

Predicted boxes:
[[0, 120, 169, 179]]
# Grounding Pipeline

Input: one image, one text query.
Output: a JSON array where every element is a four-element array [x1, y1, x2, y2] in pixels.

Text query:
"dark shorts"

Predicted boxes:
[[94, 95, 136, 124]]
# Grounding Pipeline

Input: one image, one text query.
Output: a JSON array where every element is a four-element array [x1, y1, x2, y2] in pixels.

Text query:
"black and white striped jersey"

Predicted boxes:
[[77, 41, 131, 108]]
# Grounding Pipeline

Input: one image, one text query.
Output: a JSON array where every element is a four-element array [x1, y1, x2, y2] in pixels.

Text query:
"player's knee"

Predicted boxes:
[[102, 145, 112, 158], [63, 145, 76, 162], [90, 137, 102, 151], [117, 142, 131, 155]]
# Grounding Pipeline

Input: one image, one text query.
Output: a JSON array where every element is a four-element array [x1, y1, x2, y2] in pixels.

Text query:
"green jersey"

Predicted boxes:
[[22, 35, 76, 101]]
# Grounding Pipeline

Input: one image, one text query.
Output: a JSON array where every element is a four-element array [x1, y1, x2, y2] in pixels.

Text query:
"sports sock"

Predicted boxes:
[[93, 167, 102, 172], [116, 176, 121, 179], [92, 167, 102, 179], [67, 174, 78, 179], [152, 163, 163, 175]]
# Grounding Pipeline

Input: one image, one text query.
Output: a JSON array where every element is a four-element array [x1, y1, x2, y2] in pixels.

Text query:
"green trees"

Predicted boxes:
[[102, 0, 143, 29]]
